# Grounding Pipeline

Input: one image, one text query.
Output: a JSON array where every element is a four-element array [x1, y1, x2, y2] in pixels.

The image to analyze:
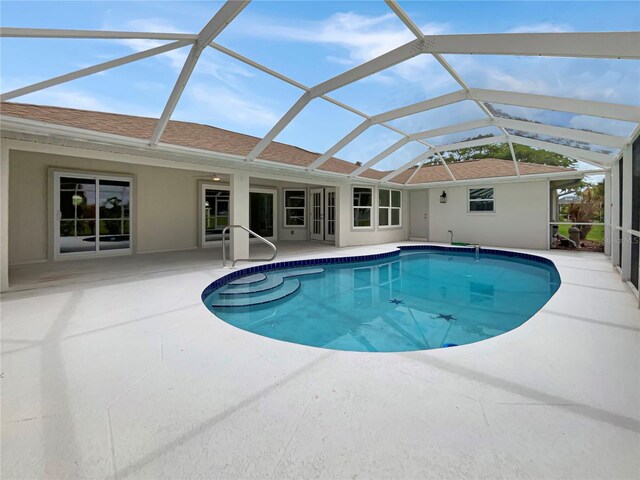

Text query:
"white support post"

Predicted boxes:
[[0, 144, 9, 292], [604, 170, 612, 257], [334, 183, 351, 248], [611, 159, 621, 267], [621, 144, 633, 280], [150, 0, 250, 146], [229, 173, 249, 261], [1, 40, 192, 102]]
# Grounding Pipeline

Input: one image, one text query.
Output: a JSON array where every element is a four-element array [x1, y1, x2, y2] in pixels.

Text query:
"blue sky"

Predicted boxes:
[[1, 1, 639, 171]]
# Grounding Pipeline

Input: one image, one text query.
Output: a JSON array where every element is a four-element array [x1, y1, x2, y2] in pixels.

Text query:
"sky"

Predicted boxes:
[[1, 0, 639, 171]]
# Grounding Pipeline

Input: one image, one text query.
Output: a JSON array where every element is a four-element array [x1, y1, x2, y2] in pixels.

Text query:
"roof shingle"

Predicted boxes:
[[0, 102, 576, 183]]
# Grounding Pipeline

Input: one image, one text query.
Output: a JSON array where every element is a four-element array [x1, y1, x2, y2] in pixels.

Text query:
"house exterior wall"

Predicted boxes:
[[9, 150, 202, 264], [335, 184, 410, 247], [426, 180, 549, 250]]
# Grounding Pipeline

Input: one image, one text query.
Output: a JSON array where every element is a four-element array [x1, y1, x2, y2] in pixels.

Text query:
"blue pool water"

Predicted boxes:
[[202, 247, 561, 352]]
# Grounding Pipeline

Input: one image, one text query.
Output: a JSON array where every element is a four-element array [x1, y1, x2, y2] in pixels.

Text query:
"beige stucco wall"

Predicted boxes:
[[336, 185, 410, 247], [9, 150, 201, 264], [426, 180, 549, 250]]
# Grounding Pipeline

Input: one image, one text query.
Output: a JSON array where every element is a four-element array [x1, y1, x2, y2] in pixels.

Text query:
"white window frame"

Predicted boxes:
[[284, 188, 306, 228], [378, 188, 402, 229], [352, 186, 374, 230], [468, 187, 496, 214]]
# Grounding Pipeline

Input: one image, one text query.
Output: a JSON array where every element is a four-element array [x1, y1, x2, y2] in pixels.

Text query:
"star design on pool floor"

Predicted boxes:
[[389, 298, 404, 305], [436, 313, 456, 321]]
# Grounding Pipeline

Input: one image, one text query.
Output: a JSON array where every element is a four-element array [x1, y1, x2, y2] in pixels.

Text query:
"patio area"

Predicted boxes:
[[1, 242, 638, 479]]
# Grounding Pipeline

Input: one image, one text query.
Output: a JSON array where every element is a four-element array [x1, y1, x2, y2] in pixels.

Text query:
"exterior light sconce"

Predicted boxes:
[[440, 191, 447, 203], [212, 174, 221, 181]]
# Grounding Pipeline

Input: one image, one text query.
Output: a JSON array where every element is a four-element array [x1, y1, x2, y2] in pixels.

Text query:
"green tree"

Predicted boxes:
[[434, 134, 575, 167]]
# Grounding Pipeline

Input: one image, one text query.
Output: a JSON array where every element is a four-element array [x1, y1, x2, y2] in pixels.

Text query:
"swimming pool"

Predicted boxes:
[[202, 246, 561, 352]]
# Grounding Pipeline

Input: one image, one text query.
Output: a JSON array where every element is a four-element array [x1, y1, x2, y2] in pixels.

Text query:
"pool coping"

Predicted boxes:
[[201, 244, 559, 301]]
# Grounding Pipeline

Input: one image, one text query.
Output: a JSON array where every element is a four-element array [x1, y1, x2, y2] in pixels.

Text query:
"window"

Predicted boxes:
[[284, 189, 306, 227], [379, 188, 402, 227], [353, 187, 373, 228], [469, 188, 495, 212]]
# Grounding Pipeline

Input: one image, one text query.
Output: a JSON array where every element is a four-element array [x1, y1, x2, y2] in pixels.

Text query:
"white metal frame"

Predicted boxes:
[[0, 0, 639, 187]]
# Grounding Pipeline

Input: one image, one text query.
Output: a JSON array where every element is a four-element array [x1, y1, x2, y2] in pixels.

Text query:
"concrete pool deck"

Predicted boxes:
[[1, 242, 639, 479]]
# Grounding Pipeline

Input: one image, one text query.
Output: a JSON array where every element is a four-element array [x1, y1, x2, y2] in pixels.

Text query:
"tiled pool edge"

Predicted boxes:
[[201, 244, 559, 301]]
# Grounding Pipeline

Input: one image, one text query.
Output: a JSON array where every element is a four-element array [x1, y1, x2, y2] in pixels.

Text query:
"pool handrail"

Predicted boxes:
[[221, 225, 277, 268]]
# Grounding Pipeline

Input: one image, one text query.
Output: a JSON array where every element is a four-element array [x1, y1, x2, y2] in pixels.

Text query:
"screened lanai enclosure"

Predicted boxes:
[[0, 0, 639, 294]]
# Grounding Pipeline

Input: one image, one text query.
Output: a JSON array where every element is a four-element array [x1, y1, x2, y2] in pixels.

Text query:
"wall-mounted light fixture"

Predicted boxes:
[[440, 191, 447, 203], [212, 174, 221, 182]]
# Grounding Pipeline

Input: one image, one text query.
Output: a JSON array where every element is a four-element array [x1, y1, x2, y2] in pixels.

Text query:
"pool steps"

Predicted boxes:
[[221, 267, 325, 296], [209, 267, 325, 308], [228, 273, 267, 286]]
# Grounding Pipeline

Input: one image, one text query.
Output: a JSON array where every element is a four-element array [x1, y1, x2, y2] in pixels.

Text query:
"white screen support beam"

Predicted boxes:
[[0, 40, 192, 102], [470, 88, 640, 123], [510, 135, 615, 167], [308, 90, 466, 171], [380, 149, 435, 182], [371, 90, 467, 124], [422, 32, 640, 59], [349, 137, 410, 177], [150, 0, 250, 146], [409, 119, 492, 141], [247, 37, 425, 162], [0, 27, 198, 41], [493, 117, 627, 149]]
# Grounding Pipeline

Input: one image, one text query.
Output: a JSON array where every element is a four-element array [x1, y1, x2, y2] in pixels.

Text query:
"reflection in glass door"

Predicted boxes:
[[203, 187, 230, 243], [55, 173, 132, 256], [201, 185, 276, 246], [249, 191, 274, 238]]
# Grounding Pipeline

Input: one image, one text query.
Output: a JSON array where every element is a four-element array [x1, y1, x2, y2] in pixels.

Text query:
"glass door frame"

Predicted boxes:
[[52, 170, 134, 260], [200, 183, 278, 247], [325, 188, 336, 243], [310, 188, 324, 241], [200, 183, 231, 247]]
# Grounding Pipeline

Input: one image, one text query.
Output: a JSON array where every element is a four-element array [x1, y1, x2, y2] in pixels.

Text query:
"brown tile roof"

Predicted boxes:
[[391, 158, 574, 184], [1, 102, 575, 184], [0, 101, 380, 177]]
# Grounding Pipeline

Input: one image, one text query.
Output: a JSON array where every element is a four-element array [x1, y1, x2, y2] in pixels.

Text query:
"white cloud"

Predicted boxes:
[[248, 11, 448, 64], [184, 84, 279, 128], [507, 23, 574, 33]]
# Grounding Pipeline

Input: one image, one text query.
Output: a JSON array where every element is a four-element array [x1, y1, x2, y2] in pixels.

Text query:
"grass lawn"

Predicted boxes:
[[557, 224, 604, 245]]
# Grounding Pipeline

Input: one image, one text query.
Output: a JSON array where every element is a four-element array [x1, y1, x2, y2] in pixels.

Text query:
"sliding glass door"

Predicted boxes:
[[54, 172, 132, 257], [201, 184, 276, 246]]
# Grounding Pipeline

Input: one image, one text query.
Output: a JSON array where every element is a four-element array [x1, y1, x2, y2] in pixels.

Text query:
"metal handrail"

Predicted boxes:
[[221, 225, 277, 268]]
